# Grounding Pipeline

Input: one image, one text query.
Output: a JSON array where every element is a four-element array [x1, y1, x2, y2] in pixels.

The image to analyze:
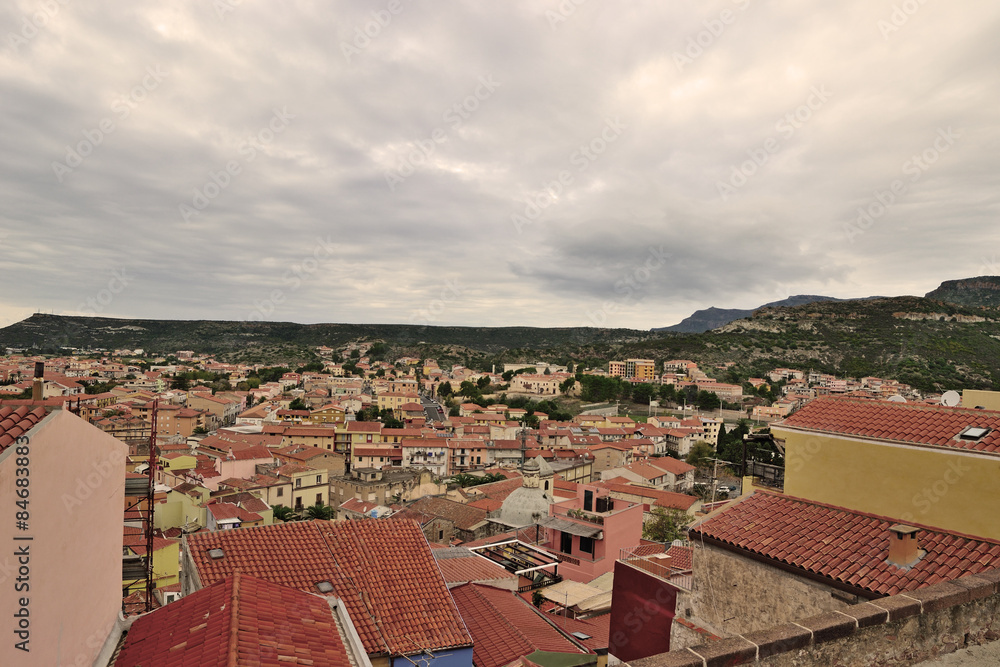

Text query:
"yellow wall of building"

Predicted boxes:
[[962, 389, 1000, 412], [775, 427, 1000, 541], [124, 541, 180, 590]]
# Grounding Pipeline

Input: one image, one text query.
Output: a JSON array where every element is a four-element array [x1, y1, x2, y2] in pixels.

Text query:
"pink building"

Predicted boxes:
[[1, 403, 128, 666], [535, 482, 643, 582]]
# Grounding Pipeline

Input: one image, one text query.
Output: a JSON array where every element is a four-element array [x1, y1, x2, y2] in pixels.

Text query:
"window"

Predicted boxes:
[[579, 536, 594, 555], [583, 490, 594, 512], [560, 531, 573, 554], [439, 530, 444, 540], [316, 475, 322, 484], [276, 487, 283, 497], [296, 479, 302, 488], [316, 493, 322, 504]]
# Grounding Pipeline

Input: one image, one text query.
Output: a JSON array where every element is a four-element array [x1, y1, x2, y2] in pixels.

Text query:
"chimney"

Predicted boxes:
[[32, 362, 45, 401], [888, 524, 921, 568]]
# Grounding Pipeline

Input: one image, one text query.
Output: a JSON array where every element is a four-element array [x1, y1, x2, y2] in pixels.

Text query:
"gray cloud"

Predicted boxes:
[[1, 0, 998, 331]]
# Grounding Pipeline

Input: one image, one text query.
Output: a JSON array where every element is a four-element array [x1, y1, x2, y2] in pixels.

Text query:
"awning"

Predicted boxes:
[[537, 516, 603, 539]]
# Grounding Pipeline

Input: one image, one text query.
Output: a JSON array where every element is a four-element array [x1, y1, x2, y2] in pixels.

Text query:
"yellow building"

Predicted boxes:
[[124, 528, 180, 590], [155, 482, 211, 531], [772, 396, 1000, 541]]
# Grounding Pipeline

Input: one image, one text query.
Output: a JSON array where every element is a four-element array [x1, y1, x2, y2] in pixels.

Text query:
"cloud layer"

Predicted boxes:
[[2, 0, 998, 330]]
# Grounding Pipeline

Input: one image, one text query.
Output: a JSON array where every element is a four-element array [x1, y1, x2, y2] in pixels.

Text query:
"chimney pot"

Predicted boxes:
[[32, 362, 45, 401], [888, 523, 921, 568]]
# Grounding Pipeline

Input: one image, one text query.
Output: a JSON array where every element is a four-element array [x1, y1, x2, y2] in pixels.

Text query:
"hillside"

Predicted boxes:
[[655, 295, 851, 333], [925, 276, 1000, 308], [627, 296, 1000, 393], [0, 313, 658, 364]]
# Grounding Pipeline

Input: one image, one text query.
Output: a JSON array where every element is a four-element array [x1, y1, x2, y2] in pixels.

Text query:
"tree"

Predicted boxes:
[[437, 381, 453, 398], [686, 441, 715, 469], [532, 590, 546, 608], [477, 376, 490, 389], [642, 507, 692, 543], [695, 390, 721, 411], [631, 383, 657, 405], [566, 361, 574, 373], [171, 376, 190, 390], [272, 505, 296, 522], [305, 504, 333, 520], [288, 397, 308, 411]]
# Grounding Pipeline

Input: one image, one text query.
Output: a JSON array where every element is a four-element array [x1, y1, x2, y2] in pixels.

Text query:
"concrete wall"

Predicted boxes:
[[630, 570, 1000, 667], [0, 410, 127, 667], [774, 426, 1000, 541], [686, 542, 850, 637]]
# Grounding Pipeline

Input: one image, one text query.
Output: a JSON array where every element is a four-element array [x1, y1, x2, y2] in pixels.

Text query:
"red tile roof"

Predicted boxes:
[[434, 552, 519, 586], [185, 519, 472, 656], [646, 457, 696, 476], [778, 396, 1000, 454], [0, 405, 46, 451], [451, 583, 584, 667], [600, 482, 698, 511], [114, 572, 354, 666], [394, 496, 488, 531], [691, 491, 1000, 596]]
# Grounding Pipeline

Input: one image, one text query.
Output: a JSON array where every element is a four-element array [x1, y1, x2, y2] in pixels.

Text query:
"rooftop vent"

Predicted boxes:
[[315, 581, 335, 594], [207, 548, 225, 560], [958, 426, 990, 441]]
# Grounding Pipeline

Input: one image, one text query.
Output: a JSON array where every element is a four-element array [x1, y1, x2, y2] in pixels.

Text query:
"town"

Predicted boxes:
[[2, 342, 999, 666]]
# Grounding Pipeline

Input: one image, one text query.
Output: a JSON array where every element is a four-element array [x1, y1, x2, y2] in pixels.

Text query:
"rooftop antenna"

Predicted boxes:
[[941, 390, 961, 407]]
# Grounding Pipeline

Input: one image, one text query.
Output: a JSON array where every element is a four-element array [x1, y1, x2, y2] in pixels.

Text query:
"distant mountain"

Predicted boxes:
[[655, 295, 850, 333], [926, 276, 1000, 308], [0, 313, 658, 363], [626, 295, 1000, 393]]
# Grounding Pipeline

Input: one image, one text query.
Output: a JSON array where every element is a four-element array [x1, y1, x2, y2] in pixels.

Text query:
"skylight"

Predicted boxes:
[[958, 426, 990, 441], [208, 548, 225, 559], [571, 631, 592, 640], [315, 581, 334, 593]]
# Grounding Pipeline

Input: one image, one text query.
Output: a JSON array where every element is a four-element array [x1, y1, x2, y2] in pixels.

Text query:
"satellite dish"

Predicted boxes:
[[886, 395, 906, 403], [941, 390, 961, 407]]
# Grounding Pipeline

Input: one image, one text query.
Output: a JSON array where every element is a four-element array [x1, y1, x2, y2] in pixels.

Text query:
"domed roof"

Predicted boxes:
[[498, 487, 552, 528]]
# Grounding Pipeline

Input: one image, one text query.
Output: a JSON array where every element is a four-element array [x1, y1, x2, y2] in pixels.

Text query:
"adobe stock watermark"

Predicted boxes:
[[52, 66, 169, 183], [545, 0, 588, 30], [586, 245, 671, 327], [408, 279, 463, 326], [897, 458, 970, 523], [178, 107, 294, 222], [77, 268, 132, 316], [384, 75, 501, 192], [980, 255, 1000, 275], [5, 0, 70, 51], [843, 127, 959, 243], [511, 117, 627, 234], [877, 0, 930, 39], [246, 236, 336, 321], [340, 0, 412, 63], [61, 452, 122, 512], [212, 0, 244, 21], [673, 0, 751, 72], [716, 85, 831, 202]]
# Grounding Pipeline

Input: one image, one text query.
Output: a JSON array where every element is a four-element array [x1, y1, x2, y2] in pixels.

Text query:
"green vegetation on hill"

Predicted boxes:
[[5, 287, 1000, 393]]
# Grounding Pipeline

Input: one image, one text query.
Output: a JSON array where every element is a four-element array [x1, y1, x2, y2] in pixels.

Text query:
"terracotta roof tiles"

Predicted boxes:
[[114, 572, 353, 665], [185, 519, 472, 657], [779, 396, 1000, 454], [690, 491, 1000, 596], [0, 405, 46, 452], [451, 583, 584, 667]]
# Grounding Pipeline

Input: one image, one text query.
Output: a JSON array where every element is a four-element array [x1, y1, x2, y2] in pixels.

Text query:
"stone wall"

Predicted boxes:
[[685, 542, 851, 636], [630, 570, 1000, 667]]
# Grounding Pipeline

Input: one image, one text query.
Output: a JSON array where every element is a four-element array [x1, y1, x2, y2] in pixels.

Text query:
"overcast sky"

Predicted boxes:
[[2, 1, 998, 331]]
